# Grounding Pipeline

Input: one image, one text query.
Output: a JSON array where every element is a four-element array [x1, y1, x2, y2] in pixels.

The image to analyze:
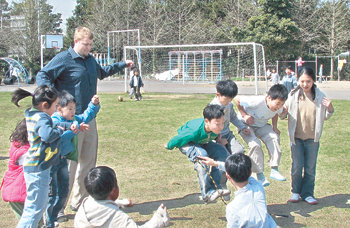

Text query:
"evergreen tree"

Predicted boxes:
[[231, 0, 299, 59]]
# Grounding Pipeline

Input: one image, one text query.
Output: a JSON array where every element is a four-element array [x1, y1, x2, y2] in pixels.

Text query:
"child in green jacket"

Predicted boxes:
[[166, 104, 230, 203]]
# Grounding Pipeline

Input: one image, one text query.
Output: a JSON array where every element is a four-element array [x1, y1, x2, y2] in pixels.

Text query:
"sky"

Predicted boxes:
[[8, 0, 76, 33]]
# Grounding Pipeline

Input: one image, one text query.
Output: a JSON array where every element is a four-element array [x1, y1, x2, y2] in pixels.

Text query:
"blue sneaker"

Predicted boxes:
[[257, 173, 270, 187]]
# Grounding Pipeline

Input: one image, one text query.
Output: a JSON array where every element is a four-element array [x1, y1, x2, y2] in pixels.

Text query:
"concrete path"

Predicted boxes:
[[1, 79, 349, 100]]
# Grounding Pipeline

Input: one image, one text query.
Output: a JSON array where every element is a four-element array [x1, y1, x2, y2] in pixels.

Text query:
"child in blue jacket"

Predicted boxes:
[[46, 90, 100, 227]]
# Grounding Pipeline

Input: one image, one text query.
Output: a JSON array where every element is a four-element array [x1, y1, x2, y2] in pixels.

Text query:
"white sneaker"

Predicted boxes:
[[204, 189, 231, 203], [288, 193, 300, 203], [270, 169, 286, 181], [223, 194, 231, 201], [305, 196, 318, 205]]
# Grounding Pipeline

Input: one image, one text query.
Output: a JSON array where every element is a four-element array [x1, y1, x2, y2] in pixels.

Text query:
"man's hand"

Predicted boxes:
[[125, 60, 134, 68], [79, 122, 90, 132]]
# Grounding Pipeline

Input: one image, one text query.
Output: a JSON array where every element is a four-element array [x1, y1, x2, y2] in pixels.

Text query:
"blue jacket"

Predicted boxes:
[[24, 108, 63, 172], [52, 101, 100, 156], [129, 75, 144, 88], [281, 74, 297, 93], [36, 47, 126, 114]]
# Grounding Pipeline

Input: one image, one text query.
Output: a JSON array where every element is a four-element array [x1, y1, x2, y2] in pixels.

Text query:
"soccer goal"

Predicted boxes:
[[124, 42, 267, 94]]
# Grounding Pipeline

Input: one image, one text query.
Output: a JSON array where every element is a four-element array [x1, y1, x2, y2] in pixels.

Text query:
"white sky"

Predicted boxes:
[[8, 0, 76, 33]]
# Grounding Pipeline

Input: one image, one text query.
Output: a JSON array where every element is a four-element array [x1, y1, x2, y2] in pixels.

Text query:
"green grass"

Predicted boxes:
[[0, 92, 349, 227]]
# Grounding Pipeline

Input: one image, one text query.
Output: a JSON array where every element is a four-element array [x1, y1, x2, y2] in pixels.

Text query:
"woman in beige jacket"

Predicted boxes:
[[282, 67, 334, 205]]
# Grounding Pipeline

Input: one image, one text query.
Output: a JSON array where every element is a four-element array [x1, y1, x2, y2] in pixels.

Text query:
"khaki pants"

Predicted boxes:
[[240, 124, 281, 173], [68, 118, 98, 209]]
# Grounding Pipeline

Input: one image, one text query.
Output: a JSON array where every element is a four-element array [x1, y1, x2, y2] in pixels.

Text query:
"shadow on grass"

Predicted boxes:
[[0, 156, 9, 161], [268, 194, 350, 227], [123, 193, 203, 216]]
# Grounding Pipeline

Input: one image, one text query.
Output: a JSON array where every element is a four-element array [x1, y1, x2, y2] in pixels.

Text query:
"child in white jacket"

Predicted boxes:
[[74, 166, 169, 228]]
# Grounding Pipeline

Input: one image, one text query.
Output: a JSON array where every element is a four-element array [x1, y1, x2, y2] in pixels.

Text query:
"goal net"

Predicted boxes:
[[124, 43, 267, 94]]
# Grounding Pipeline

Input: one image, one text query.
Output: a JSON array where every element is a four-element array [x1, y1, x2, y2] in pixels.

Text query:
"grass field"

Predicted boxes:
[[0, 92, 349, 227]]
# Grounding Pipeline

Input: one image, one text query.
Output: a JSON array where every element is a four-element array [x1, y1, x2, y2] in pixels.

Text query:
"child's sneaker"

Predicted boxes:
[[304, 196, 318, 205], [223, 194, 231, 201], [257, 173, 270, 187], [204, 191, 219, 203], [270, 168, 286, 181], [288, 193, 300, 203]]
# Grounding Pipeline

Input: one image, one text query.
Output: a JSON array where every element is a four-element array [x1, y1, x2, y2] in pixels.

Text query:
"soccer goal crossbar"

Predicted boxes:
[[124, 42, 267, 94]]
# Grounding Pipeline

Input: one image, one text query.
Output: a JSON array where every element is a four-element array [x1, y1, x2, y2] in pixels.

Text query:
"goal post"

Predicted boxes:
[[124, 42, 267, 94]]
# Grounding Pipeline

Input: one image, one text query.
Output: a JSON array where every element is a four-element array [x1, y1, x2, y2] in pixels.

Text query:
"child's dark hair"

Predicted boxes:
[[10, 118, 28, 145], [291, 66, 317, 100], [286, 66, 292, 70], [203, 104, 225, 121], [58, 90, 76, 107], [84, 166, 118, 200], [225, 153, 251, 183], [216, 80, 238, 98], [267, 84, 288, 101], [12, 85, 58, 108]]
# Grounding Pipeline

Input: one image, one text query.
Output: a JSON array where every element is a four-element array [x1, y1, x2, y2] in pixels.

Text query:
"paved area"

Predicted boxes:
[[0, 78, 349, 100]]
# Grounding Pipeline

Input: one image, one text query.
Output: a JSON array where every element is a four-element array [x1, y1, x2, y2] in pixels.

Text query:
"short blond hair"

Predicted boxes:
[[74, 26, 94, 41]]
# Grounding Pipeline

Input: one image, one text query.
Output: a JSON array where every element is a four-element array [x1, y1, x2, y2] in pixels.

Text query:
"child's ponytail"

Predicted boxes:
[[12, 88, 33, 107], [12, 85, 58, 109]]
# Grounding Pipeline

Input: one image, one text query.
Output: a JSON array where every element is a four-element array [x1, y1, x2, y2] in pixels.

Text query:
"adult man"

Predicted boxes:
[[36, 26, 134, 215]]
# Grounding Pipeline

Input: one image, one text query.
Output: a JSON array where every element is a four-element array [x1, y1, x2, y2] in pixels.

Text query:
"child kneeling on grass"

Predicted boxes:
[[199, 154, 277, 228], [74, 166, 169, 228]]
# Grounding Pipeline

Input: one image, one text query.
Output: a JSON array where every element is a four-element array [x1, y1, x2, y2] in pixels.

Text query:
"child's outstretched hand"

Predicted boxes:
[[91, 95, 100, 105], [70, 123, 79, 134], [281, 106, 288, 116], [79, 122, 90, 132], [322, 97, 334, 113], [157, 204, 170, 226], [197, 156, 218, 167]]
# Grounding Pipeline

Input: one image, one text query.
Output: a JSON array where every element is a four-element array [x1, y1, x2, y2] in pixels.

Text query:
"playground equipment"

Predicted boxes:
[[168, 50, 223, 82], [0, 57, 29, 85]]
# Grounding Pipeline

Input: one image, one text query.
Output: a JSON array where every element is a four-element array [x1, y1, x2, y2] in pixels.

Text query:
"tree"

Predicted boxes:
[[0, 0, 11, 56], [65, 0, 94, 48], [10, 0, 62, 77], [316, 0, 350, 78], [231, 0, 299, 60], [290, 0, 322, 55]]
